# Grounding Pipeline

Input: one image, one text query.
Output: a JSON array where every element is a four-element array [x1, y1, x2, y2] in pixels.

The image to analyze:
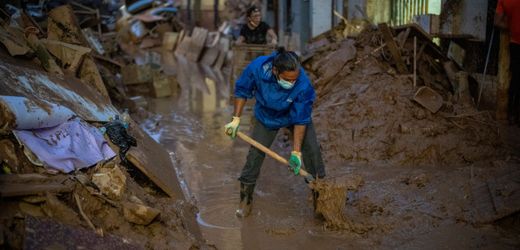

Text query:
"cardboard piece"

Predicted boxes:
[[42, 40, 92, 73], [0, 25, 31, 56], [78, 55, 110, 99], [47, 5, 88, 46]]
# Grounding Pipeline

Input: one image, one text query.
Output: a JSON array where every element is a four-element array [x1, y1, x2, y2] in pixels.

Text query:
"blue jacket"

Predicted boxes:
[[235, 54, 315, 129]]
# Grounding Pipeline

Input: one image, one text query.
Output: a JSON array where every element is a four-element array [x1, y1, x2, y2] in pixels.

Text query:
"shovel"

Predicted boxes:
[[236, 131, 365, 232], [236, 131, 315, 182]]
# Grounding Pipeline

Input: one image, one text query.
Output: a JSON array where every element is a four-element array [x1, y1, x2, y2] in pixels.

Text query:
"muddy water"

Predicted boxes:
[[140, 54, 520, 249]]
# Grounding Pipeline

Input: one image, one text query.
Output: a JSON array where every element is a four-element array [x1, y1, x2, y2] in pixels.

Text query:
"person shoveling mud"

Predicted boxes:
[[224, 47, 366, 232], [236, 131, 371, 233]]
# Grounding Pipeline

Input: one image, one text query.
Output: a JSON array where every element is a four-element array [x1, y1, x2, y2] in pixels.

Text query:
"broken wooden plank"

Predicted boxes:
[[0, 174, 73, 197], [393, 23, 448, 61], [378, 23, 407, 74], [126, 122, 202, 240], [398, 27, 411, 48], [92, 54, 123, 69], [186, 27, 208, 62], [496, 30, 510, 120]]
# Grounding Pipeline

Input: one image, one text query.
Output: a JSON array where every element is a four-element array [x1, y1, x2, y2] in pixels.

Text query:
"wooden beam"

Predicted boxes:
[[496, 30, 511, 120], [378, 23, 408, 74], [0, 174, 73, 197]]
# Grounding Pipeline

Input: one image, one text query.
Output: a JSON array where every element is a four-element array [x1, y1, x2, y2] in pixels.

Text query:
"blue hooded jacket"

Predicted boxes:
[[234, 53, 315, 129]]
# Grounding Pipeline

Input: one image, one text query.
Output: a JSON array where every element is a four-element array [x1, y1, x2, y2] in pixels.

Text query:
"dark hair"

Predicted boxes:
[[273, 47, 300, 73], [246, 6, 260, 17]]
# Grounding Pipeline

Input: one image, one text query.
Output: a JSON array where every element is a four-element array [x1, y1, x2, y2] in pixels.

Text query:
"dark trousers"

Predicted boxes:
[[238, 118, 326, 185], [508, 43, 520, 121]]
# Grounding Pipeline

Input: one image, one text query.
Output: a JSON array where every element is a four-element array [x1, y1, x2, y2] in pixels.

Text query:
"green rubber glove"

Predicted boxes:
[[224, 116, 240, 139], [288, 151, 302, 175]]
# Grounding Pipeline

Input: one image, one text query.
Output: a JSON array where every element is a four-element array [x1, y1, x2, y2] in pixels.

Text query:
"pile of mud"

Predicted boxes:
[[305, 28, 509, 167], [0, 137, 204, 249], [311, 175, 371, 233]]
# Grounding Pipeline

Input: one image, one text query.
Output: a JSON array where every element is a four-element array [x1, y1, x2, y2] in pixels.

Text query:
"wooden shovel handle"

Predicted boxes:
[[237, 131, 313, 179]]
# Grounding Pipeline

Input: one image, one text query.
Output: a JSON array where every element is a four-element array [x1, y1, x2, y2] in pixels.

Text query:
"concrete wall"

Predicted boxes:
[[311, 0, 333, 37], [290, 0, 311, 50], [347, 0, 366, 20], [439, 0, 488, 41]]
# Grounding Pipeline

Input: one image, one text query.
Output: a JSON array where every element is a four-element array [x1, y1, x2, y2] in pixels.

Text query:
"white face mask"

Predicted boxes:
[[278, 78, 295, 89]]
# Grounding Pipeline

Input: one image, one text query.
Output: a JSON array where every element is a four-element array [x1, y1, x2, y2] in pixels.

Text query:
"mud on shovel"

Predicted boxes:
[[236, 131, 362, 231]]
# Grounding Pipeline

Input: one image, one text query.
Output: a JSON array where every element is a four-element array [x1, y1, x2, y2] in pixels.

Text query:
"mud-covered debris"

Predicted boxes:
[[92, 162, 127, 201], [42, 193, 81, 225], [310, 177, 371, 233], [0, 139, 19, 170], [42, 40, 92, 73], [308, 26, 506, 167], [413, 86, 443, 113], [0, 25, 31, 56], [401, 173, 429, 188], [19, 202, 45, 217], [122, 201, 160, 225]]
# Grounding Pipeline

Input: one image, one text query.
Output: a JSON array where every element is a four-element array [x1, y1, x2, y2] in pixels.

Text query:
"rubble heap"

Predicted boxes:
[[0, 2, 209, 249], [305, 26, 510, 168]]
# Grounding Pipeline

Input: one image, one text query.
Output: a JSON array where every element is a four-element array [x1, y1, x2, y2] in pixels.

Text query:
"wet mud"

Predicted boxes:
[[133, 50, 520, 249]]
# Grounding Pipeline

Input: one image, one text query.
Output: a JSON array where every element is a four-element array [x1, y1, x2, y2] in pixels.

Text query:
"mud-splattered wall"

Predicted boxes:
[[439, 0, 488, 41]]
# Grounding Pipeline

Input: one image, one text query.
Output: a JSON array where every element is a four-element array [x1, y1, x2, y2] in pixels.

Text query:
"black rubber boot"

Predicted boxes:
[[236, 182, 255, 218]]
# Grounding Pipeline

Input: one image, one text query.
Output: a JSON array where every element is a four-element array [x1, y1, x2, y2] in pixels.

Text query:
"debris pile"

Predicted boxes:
[[0, 2, 208, 249], [305, 24, 510, 168]]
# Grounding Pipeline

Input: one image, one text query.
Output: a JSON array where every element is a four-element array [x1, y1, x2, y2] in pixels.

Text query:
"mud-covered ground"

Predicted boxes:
[[136, 56, 520, 249]]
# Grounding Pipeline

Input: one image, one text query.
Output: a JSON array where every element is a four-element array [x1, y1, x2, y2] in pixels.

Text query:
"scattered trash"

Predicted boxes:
[[103, 116, 137, 162], [13, 118, 116, 173]]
